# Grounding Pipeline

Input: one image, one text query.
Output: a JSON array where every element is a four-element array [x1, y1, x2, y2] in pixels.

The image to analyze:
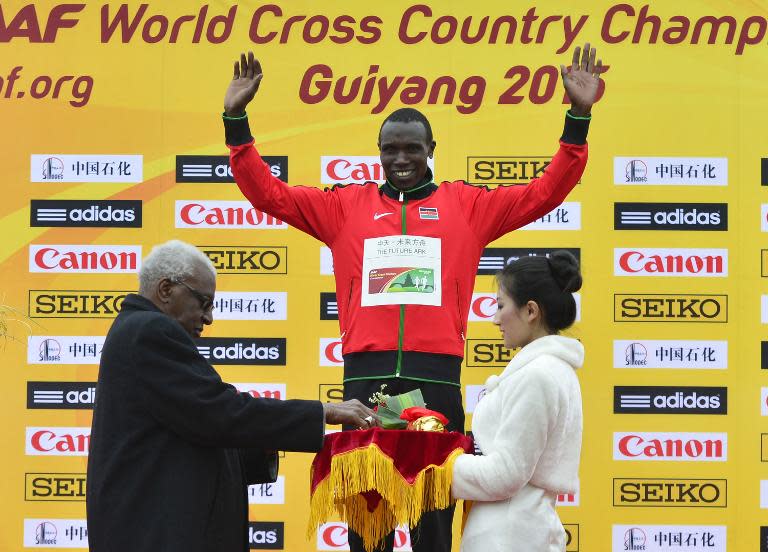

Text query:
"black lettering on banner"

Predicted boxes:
[[562, 524, 579, 551], [465, 339, 515, 368], [25, 473, 87, 501], [30, 199, 142, 228], [614, 294, 728, 323], [319, 383, 344, 403], [612, 478, 727, 507], [28, 290, 129, 318], [199, 246, 287, 274], [466, 156, 553, 185]]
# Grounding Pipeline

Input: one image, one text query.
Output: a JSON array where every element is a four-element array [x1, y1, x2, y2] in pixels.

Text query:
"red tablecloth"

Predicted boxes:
[[308, 428, 473, 552]]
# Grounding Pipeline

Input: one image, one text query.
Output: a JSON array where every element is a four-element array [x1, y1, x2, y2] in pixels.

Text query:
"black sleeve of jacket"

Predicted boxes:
[[130, 316, 325, 451], [560, 111, 590, 145], [241, 449, 279, 485]]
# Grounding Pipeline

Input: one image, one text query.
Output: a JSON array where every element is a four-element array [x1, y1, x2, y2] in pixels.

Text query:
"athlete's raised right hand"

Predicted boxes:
[[224, 51, 262, 117]]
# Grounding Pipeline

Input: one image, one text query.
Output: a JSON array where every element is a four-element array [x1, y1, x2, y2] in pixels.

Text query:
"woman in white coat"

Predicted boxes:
[[452, 250, 583, 552]]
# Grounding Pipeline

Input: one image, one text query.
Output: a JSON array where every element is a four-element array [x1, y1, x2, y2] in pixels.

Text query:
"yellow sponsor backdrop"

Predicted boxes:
[[2, 0, 767, 550]]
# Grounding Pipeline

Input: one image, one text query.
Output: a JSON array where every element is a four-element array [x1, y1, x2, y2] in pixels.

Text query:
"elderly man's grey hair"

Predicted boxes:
[[138, 240, 216, 294]]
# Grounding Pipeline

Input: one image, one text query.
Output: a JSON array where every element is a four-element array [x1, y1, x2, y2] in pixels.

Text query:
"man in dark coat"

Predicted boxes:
[[86, 240, 376, 552]]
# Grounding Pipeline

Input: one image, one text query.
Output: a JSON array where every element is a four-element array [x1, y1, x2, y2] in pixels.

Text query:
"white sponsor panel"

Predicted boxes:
[[175, 200, 287, 229], [611, 525, 726, 552], [321, 247, 334, 275], [23, 519, 89, 548], [762, 387, 768, 416], [29, 245, 141, 273], [762, 204, 768, 232], [614, 157, 728, 186], [469, 293, 580, 322], [247, 476, 285, 505], [614, 340, 727, 370], [520, 202, 580, 230], [232, 383, 287, 400], [763, 295, 768, 324], [320, 338, 343, 366], [28, 336, 105, 365], [317, 522, 412, 551], [26, 427, 90, 456], [465, 385, 487, 413], [613, 432, 727, 461], [212, 292, 287, 320], [614, 248, 728, 277], [321, 155, 434, 185], [31, 154, 142, 183], [762, 480, 768, 508]]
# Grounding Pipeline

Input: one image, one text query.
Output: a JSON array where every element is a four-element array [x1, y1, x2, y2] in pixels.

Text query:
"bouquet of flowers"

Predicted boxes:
[[370, 386, 449, 432]]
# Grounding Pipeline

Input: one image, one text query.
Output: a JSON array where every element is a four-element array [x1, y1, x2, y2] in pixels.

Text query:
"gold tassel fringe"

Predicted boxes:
[[308, 444, 464, 552]]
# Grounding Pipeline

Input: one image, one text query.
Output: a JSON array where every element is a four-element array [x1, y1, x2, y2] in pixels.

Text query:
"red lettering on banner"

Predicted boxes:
[[31, 430, 90, 453], [618, 435, 724, 459], [325, 159, 384, 182], [619, 251, 724, 274], [179, 203, 281, 227], [471, 296, 497, 319], [34, 248, 137, 271], [0, 4, 84, 43], [241, 389, 282, 400], [325, 341, 343, 364], [321, 524, 348, 547]]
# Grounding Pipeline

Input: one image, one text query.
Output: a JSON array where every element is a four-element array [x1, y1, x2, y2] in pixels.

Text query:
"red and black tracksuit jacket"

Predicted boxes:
[[225, 114, 589, 387]]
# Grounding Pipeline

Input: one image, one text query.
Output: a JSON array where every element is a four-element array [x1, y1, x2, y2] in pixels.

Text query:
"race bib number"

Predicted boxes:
[[361, 235, 442, 307]]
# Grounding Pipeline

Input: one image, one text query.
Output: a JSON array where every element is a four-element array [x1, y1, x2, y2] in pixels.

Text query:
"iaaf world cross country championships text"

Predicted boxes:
[[3, 3, 767, 111]]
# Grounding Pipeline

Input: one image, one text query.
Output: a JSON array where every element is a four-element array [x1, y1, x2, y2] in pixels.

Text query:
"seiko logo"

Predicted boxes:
[[615, 202, 727, 231], [175, 201, 287, 229], [465, 339, 516, 368], [615, 249, 727, 277], [320, 292, 338, 320], [613, 478, 727, 507], [195, 338, 286, 365], [30, 200, 142, 228], [247, 522, 284, 549], [27, 382, 97, 409], [25, 473, 86, 501], [175, 155, 287, 183], [29, 245, 140, 273], [319, 384, 344, 403], [614, 387, 727, 414], [26, 427, 91, 456], [614, 295, 728, 323], [614, 432, 727, 461], [29, 290, 128, 318], [477, 247, 580, 275], [200, 246, 286, 274], [467, 156, 551, 185]]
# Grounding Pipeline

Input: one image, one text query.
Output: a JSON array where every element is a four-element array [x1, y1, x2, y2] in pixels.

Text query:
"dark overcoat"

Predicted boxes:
[[87, 294, 324, 552]]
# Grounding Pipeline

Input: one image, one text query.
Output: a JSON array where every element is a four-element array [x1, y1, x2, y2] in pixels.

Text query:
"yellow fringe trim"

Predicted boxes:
[[308, 443, 464, 552]]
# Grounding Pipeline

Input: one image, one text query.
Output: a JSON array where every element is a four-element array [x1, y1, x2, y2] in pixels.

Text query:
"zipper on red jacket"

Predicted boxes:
[[396, 191, 406, 377]]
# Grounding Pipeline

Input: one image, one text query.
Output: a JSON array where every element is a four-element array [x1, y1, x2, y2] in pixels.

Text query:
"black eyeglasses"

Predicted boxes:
[[173, 279, 215, 312]]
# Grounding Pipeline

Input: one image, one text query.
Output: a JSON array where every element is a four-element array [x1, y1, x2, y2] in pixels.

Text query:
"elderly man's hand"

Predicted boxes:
[[323, 400, 379, 428]]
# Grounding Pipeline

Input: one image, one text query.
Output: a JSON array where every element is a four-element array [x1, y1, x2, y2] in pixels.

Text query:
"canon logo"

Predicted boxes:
[[469, 294, 497, 321], [233, 383, 286, 401], [614, 432, 726, 461], [26, 428, 90, 456], [176, 201, 286, 229], [317, 522, 411, 550], [322, 156, 384, 183], [29, 245, 140, 273], [616, 249, 727, 276], [320, 338, 343, 366]]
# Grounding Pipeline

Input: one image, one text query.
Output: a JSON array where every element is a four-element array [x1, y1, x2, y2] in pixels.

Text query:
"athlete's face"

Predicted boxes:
[[378, 121, 436, 190]]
